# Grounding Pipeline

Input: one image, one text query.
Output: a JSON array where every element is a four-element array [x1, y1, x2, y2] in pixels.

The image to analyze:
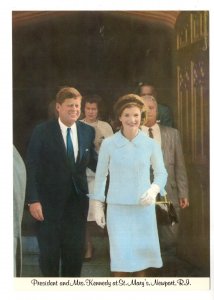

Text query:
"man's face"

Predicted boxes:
[[56, 97, 81, 127], [139, 85, 154, 97], [84, 102, 98, 123], [144, 98, 158, 127]]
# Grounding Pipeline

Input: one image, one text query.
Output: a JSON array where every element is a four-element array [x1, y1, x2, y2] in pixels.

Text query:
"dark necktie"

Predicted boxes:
[[148, 127, 154, 138], [66, 127, 75, 167]]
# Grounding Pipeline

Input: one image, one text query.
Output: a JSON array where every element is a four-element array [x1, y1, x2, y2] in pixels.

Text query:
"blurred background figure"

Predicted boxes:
[[47, 99, 58, 119], [81, 94, 113, 261], [137, 82, 173, 127], [13, 145, 26, 276]]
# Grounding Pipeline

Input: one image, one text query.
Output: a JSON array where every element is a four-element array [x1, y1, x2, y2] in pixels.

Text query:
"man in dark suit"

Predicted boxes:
[[137, 82, 173, 127], [26, 86, 97, 277]]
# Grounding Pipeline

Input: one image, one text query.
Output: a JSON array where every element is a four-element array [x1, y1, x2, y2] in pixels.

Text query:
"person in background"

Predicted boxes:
[[91, 94, 167, 277], [25, 86, 97, 277], [141, 95, 189, 274], [137, 82, 173, 127], [47, 99, 58, 119], [13, 145, 26, 276], [80, 94, 113, 261]]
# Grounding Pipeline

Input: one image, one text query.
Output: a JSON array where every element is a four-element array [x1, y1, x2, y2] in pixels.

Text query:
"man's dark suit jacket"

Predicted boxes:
[[157, 103, 173, 127], [26, 119, 97, 221]]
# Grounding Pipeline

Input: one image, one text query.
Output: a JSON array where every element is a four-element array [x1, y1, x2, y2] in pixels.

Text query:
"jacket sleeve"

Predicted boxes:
[[89, 139, 110, 202], [87, 126, 98, 173], [25, 125, 43, 203], [13, 146, 26, 237], [174, 129, 189, 199], [151, 141, 168, 195]]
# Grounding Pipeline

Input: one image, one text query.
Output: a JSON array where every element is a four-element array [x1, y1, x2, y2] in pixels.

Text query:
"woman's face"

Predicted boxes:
[[119, 105, 141, 132], [84, 102, 98, 123]]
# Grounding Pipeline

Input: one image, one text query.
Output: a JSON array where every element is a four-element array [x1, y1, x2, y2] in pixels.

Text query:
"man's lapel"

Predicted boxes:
[[52, 120, 67, 161], [159, 125, 167, 158], [76, 121, 85, 163]]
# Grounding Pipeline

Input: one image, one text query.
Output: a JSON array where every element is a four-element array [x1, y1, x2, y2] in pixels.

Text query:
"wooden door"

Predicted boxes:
[[175, 11, 209, 273]]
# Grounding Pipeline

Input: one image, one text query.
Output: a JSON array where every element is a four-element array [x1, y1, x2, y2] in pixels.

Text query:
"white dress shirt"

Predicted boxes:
[[58, 118, 79, 161], [141, 123, 162, 146]]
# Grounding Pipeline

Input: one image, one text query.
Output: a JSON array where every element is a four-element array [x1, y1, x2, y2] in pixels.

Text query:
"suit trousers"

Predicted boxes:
[[37, 195, 87, 277]]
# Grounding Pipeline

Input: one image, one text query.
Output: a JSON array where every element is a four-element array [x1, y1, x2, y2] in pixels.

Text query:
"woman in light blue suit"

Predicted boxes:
[[91, 94, 167, 277]]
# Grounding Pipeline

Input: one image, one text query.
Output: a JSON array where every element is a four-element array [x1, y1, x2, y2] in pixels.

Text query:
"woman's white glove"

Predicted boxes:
[[140, 184, 160, 206], [93, 200, 106, 229]]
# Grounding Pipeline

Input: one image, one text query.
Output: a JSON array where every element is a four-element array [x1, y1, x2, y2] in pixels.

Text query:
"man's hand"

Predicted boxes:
[[28, 202, 44, 221], [179, 198, 189, 209]]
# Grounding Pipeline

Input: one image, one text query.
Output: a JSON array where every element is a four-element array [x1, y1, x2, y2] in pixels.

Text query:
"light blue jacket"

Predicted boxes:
[[91, 130, 167, 205]]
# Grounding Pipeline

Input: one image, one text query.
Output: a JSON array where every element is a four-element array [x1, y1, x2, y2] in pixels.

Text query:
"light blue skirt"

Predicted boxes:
[[106, 203, 163, 272]]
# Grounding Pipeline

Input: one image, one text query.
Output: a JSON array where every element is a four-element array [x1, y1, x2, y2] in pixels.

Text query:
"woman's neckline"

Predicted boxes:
[[121, 128, 140, 141]]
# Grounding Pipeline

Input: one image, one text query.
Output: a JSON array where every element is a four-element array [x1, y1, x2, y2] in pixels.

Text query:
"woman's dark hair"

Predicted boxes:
[[82, 94, 103, 111]]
